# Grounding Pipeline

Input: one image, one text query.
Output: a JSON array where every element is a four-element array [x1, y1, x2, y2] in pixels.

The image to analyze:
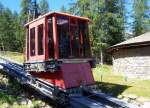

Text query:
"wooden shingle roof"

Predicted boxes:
[[108, 32, 150, 52]]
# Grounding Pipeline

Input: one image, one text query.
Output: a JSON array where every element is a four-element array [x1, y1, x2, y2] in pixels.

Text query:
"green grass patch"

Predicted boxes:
[[93, 65, 150, 99], [0, 92, 28, 108], [93, 64, 112, 74], [0, 51, 24, 63], [0, 92, 16, 104], [0, 70, 50, 108]]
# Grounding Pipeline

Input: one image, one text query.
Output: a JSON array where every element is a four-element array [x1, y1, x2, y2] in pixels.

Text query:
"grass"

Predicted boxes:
[[0, 90, 50, 108], [0, 51, 24, 63], [0, 92, 16, 104], [93, 64, 150, 99], [0, 70, 51, 108], [0, 90, 49, 108]]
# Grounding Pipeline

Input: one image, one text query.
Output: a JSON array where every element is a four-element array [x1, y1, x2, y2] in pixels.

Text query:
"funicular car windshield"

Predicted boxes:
[[56, 15, 91, 59]]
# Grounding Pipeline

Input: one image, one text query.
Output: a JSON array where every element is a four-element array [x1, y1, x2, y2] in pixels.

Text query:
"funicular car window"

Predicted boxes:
[[57, 16, 90, 58], [30, 27, 35, 56], [70, 22, 79, 57], [79, 20, 90, 57], [48, 17, 54, 58], [38, 24, 44, 55], [57, 16, 70, 58]]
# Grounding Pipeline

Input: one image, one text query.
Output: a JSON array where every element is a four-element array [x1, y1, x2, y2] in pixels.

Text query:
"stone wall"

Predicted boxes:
[[112, 46, 150, 79]]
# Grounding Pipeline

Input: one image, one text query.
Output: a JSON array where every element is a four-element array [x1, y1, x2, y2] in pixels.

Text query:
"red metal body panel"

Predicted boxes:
[[62, 63, 95, 88], [45, 17, 49, 60], [53, 15, 59, 59], [79, 30, 83, 57], [30, 63, 95, 89], [31, 71, 66, 88], [25, 28, 29, 61]]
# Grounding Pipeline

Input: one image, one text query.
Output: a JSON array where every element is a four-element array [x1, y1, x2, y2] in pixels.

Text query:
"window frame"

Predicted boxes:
[[37, 24, 44, 55], [56, 15, 70, 58], [30, 27, 36, 56], [47, 17, 54, 59]]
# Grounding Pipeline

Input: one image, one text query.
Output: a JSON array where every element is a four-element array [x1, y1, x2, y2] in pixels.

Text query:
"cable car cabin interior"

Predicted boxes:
[[24, 12, 95, 89]]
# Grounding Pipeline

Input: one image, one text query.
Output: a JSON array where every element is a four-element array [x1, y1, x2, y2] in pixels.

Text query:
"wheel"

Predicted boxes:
[[55, 92, 69, 107]]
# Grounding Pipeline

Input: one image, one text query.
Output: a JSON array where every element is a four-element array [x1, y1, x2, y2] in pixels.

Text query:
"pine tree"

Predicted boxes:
[[20, 0, 32, 23], [104, 0, 125, 46], [0, 8, 16, 51], [0, 1, 26, 52], [70, 0, 91, 16], [60, 5, 66, 13], [68, 2, 76, 15], [68, 0, 125, 63], [13, 14, 25, 52], [89, 0, 106, 64], [0, 2, 4, 12], [39, 0, 49, 15], [132, 0, 150, 36]]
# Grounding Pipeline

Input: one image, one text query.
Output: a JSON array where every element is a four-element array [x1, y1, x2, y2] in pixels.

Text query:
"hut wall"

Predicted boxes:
[[112, 46, 150, 79]]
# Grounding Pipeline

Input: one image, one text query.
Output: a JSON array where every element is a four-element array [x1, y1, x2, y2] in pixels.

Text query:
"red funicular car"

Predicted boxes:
[[24, 12, 95, 90]]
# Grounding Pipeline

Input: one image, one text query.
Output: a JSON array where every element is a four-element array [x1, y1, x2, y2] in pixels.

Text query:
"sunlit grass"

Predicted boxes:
[[0, 51, 24, 63], [93, 65, 150, 98]]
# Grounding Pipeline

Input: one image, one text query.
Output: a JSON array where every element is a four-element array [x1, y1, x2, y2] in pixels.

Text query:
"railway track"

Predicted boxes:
[[0, 56, 139, 108], [69, 91, 139, 108]]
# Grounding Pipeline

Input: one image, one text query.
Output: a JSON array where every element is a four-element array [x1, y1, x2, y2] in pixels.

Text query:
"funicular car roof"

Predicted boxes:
[[25, 11, 90, 27]]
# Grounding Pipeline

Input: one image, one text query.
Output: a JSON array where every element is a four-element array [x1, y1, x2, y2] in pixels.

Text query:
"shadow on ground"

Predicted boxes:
[[96, 81, 131, 97]]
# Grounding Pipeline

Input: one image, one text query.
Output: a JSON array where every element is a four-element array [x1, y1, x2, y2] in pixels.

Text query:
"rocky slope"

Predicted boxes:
[[0, 70, 54, 108]]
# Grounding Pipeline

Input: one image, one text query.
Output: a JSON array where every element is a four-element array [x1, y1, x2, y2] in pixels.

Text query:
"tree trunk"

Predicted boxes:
[[100, 50, 103, 65]]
